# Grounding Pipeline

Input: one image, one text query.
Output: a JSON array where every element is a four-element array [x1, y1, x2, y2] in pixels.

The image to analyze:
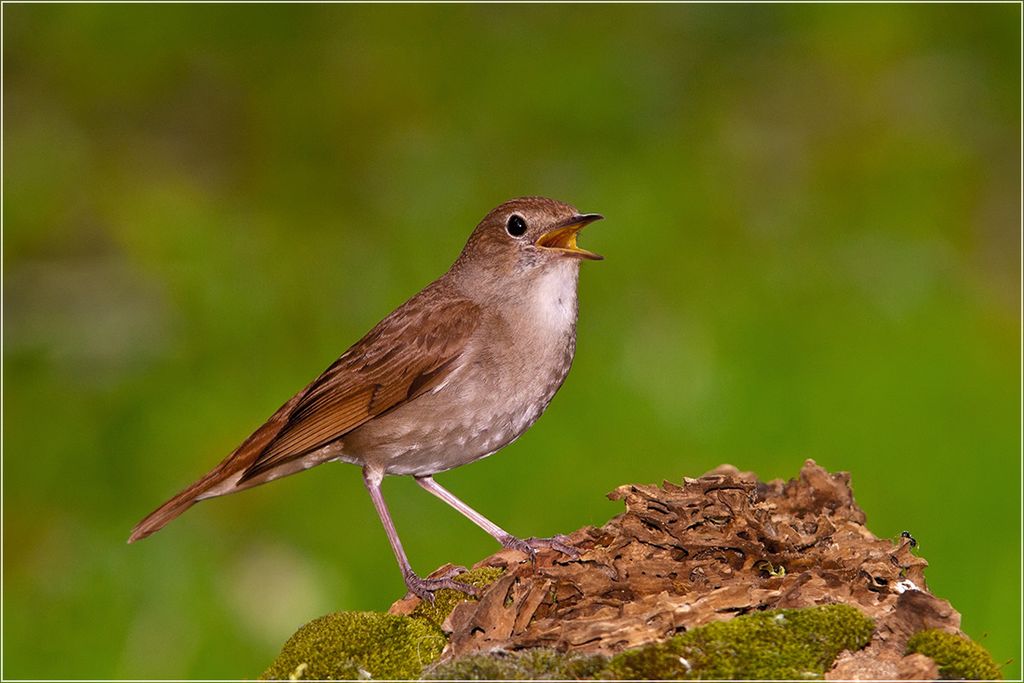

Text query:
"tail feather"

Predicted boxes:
[[128, 468, 224, 543], [128, 396, 307, 543]]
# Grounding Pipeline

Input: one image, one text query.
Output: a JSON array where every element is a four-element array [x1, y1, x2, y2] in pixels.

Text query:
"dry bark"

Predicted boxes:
[[390, 459, 964, 679]]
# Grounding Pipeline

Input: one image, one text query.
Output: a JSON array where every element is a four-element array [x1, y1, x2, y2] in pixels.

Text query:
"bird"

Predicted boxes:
[[129, 196, 603, 599]]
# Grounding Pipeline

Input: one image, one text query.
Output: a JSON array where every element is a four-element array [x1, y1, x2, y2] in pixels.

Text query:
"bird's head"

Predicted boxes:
[[451, 197, 603, 296]]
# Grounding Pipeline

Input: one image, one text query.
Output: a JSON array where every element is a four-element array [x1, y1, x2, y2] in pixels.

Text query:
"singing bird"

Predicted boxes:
[[130, 197, 603, 599]]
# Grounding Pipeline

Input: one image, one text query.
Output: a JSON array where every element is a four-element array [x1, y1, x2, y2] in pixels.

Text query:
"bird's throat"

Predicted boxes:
[[526, 261, 580, 338]]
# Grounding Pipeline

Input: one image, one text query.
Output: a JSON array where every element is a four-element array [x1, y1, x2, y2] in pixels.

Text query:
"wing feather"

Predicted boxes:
[[239, 295, 479, 481]]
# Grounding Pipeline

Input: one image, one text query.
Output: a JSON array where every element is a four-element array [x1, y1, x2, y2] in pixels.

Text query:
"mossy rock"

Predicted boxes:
[[603, 603, 875, 679], [260, 611, 445, 680], [907, 629, 1002, 680], [262, 567, 504, 680]]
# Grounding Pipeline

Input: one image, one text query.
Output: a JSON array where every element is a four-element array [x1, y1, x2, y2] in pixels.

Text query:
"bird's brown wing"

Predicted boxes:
[[239, 295, 481, 481]]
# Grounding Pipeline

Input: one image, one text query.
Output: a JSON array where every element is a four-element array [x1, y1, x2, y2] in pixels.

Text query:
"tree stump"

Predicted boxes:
[[263, 460, 1001, 680]]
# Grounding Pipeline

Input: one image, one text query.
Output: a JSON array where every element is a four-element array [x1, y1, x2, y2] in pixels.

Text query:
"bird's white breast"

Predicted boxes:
[[528, 260, 579, 337], [350, 260, 582, 477]]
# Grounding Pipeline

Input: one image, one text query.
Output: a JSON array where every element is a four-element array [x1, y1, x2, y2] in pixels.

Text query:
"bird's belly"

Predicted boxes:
[[342, 347, 573, 477]]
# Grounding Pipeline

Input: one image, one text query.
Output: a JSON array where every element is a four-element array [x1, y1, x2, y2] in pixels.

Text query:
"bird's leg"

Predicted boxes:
[[414, 475, 579, 560], [362, 469, 477, 601]]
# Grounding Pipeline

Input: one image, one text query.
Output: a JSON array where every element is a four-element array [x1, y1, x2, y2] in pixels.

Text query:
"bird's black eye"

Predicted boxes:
[[506, 214, 527, 237]]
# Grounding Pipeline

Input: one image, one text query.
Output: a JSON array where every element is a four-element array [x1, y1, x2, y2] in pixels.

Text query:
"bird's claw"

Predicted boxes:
[[501, 534, 580, 561], [403, 567, 479, 603]]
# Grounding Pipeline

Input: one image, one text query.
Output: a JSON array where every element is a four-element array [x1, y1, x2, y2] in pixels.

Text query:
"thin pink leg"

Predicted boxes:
[[362, 468, 476, 600], [415, 475, 579, 558], [363, 468, 415, 578], [415, 475, 513, 544]]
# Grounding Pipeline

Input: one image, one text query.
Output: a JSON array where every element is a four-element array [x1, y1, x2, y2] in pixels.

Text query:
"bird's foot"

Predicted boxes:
[[500, 533, 580, 561], [402, 566, 479, 603]]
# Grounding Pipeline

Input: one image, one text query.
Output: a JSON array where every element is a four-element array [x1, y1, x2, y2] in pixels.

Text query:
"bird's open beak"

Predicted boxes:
[[535, 213, 604, 261]]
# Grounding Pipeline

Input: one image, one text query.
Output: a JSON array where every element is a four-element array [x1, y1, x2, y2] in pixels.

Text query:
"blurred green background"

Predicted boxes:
[[3, 3, 1019, 679]]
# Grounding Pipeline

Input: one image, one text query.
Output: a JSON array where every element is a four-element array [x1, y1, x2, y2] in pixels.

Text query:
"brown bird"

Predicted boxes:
[[129, 196, 603, 599]]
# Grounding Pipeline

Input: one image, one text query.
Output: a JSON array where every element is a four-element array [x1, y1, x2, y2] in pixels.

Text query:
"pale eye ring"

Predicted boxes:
[[506, 214, 527, 237]]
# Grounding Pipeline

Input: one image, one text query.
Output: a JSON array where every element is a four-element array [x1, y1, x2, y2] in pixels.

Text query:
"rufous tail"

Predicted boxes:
[[128, 378, 311, 543], [127, 468, 226, 543], [128, 370, 325, 540]]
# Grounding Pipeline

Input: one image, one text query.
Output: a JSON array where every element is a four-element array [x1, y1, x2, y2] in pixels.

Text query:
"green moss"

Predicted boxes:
[[260, 611, 445, 680], [261, 586, 879, 680], [424, 648, 608, 680], [907, 629, 1002, 680], [603, 604, 875, 680], [261, 568, 504, 680], [410, 566, 506, 629], [426, 604, 874, 681]]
